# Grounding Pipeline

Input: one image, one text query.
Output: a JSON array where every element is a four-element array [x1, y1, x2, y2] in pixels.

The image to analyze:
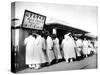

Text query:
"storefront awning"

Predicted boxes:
[[44, 23, 88, 34]]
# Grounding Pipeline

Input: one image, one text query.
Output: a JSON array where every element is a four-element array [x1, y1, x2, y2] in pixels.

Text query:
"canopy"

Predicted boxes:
[[44, 23, 88, 34]]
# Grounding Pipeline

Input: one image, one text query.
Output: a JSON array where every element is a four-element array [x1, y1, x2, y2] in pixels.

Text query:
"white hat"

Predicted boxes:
[[64, 34, 69, 39], [66, 32, 71, 36]]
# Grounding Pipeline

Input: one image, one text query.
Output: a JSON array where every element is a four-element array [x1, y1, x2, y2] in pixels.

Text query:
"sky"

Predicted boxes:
[[12, 2, 98, 36]]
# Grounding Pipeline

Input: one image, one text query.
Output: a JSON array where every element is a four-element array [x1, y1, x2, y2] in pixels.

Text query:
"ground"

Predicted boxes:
[[18, 54, 97, 73]]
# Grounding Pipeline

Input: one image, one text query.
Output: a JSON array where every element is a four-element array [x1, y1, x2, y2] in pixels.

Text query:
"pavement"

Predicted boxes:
[[18, 54, 97, 73]]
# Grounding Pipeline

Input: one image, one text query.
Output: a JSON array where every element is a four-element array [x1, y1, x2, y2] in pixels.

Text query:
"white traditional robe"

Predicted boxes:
[[87, 41, 92, 54], [61, 36, 76, 60], [34, 35, 46, 64], [76, 39, 82, 56], [46, 36, 55, 62], [82, 40, 88, 55], [24, 35, 35, 65], [41, 37, 46, 50], [70, 37, 76, 58], [53, 38, 62, 59], [94, 40, 98, 53]]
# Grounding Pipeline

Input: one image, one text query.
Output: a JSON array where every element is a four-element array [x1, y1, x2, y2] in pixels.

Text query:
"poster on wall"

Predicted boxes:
[[22, 10, 46, 30]]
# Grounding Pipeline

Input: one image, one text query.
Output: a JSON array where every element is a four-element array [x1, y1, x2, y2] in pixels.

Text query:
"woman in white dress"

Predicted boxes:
[[82, 38, 88, 57], [61, 33, 76, 63], [46, 34, 55, 64], [87, 40, 93, 56], [52, 35, 62, 62], [94, 40, 98, 54], [75, 38, 83, 59], [34, 34, 46, 69], [24, 32, 36, 68]]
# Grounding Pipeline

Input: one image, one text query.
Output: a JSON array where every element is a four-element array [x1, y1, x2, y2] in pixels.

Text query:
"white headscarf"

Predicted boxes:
[[64, 33, 71, 39]]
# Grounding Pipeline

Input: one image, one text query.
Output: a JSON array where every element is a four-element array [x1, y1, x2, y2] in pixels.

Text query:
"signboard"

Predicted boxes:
[[22, 10, 46, 30]]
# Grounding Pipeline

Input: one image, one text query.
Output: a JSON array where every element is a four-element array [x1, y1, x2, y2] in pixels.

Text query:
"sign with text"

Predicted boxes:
[[22, 10, 46, 30]]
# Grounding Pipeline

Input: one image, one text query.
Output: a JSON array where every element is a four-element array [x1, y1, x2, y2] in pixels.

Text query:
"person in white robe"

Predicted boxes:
[[75, 38, 83, 58], [70, 36, 76, 62], [34, 34, 46, 69], [82, 38, 88, 57], [61, 33, 76, 63], [46, 35, 55, 64], [87, 40, 93, 55], [94, 40, 98, 54], [52, 36, 62, 62], [24, 33, 36, 68], [41, 35, 48, 65]]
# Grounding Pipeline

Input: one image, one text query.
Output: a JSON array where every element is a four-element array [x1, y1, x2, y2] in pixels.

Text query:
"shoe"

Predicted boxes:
[[65, 59, 69, 63], [70, 59, 73, 62], [35, 64, 40, 70], [29, 64, 32, 68], [32, 64, 35, 68]]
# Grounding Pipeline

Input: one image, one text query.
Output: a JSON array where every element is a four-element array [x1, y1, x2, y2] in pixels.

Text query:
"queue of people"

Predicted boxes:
[[75, 37, 97, 60], [24, 31, 98, 70]]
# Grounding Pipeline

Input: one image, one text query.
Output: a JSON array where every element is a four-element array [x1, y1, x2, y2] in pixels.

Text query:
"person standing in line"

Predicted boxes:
[[46, 32, 55, 65], [75, 37, 83, 60], [82, 38, 88, 58], [61, 33, 69, 63], [34, 33, 46, 69], [24, 32, 36, 69], [52, 34, 62, 63], [61, 33, 76, 63], [94, 39, 98, 54], [41, 31, 47, 66], [87, 40, 93, 56], [69, 34, 76, 62]]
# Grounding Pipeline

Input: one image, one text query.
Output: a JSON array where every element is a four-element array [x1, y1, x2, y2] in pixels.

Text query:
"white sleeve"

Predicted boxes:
[[24, 38, 27, 45]]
